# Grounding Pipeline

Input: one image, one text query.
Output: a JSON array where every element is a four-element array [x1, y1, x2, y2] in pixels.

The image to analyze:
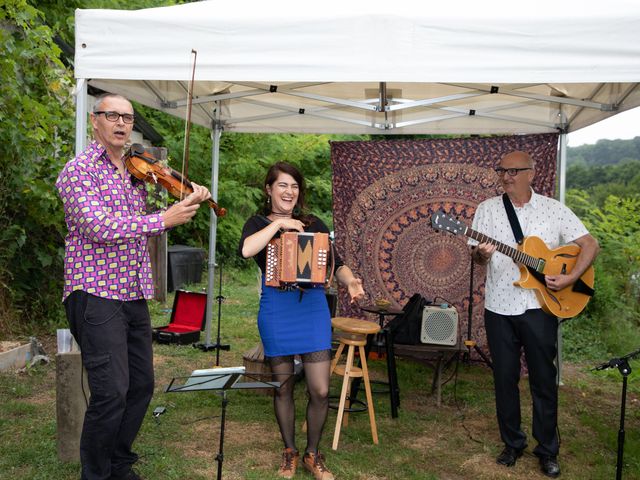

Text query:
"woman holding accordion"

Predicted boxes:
[[239, 162, 364, 480]]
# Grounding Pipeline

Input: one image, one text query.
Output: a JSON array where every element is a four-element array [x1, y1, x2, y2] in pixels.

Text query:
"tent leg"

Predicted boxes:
[[196, 109, 229, 362], [558, 131, 567, 204], [557, 132, 568, 386], [74, 79, 88, 156]]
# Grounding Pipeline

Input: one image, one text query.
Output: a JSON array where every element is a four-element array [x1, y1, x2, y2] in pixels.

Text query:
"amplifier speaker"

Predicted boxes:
[[420, 305, 458, 346]]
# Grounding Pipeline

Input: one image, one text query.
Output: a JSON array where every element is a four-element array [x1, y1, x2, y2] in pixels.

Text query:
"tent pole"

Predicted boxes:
[[197, 103, 229, 359], [557, 131, 568, 385], [74, 79, 88, 156], [204, 119, 220, 345], [558, 132, 567, 204]]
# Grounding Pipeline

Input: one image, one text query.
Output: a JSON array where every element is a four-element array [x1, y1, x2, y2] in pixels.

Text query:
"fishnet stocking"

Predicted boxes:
[[268, 350, 332, 453], [301, 351, 331, 453], [269, 355, 296, 449]]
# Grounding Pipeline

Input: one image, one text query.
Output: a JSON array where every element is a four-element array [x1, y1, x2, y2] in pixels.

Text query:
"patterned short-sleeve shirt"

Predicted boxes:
[[56, 141, 166, 301], [471, 190, 589, 315]]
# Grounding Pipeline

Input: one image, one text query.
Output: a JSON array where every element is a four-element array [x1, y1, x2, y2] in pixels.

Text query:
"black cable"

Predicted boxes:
[[440, 352, 461, 387], [432, 295, 454, 307], [183, 415, 221, 425], [452, 353, 484, 446], [441, 329, 465, 387]]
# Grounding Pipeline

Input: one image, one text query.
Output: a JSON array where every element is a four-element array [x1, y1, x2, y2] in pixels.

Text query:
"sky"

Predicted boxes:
[[567, 107, 640, 147]]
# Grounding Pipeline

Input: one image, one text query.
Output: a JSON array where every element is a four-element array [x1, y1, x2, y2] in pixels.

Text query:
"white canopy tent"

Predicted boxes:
[[74, 0, 640, 346]]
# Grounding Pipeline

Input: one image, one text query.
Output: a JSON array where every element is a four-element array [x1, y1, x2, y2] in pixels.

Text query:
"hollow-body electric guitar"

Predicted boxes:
[[431, 211, 594, 318]]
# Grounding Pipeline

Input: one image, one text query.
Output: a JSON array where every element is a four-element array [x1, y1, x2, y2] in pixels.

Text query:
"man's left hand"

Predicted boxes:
[[545, 274, 574, 291]]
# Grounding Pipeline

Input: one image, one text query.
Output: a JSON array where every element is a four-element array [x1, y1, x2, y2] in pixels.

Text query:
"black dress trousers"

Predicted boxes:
[[484, 308, 559, 457]]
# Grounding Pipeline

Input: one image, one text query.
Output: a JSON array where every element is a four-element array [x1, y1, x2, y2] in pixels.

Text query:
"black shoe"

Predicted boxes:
[[496, 446, 524, 467], [539, 455, 561, 478], [110, 470, 142, 480]]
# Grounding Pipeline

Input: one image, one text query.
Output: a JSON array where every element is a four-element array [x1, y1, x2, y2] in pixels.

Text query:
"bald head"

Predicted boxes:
[[93, 93, 131, 113], [501, 151, 535, 169]]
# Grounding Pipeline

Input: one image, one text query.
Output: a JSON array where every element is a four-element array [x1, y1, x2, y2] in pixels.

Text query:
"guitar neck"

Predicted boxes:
[[464, 227, 538, 268]]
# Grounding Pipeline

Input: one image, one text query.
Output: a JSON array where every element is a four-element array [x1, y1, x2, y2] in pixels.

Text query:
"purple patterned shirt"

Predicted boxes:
[[56, 141, 166, 301]]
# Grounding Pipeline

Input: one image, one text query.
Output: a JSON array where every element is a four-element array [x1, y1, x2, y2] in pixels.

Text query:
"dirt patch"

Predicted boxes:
[[461, 452, 556, 479], [174, 419, 277, 478], [23, 395, 55, 406], [400, 432, 440, 451], [0, 341, 22, 353], [152, 354, 169, 368]]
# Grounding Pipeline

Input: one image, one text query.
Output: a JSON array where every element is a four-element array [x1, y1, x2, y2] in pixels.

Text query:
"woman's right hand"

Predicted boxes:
[[275, 218, 305, 232], [241, 217, 304, 258]]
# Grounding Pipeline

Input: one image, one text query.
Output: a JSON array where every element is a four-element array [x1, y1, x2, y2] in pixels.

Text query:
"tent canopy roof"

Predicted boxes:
[[75, 0, 640, 134]]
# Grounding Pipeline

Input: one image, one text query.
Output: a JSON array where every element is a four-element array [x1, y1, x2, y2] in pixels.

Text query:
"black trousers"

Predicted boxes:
[[64, 291, 154, 480], [484, 308, 559, 457]]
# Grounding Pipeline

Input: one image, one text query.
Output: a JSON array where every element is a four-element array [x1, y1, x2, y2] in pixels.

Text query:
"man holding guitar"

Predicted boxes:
[[471, 151, 598, 478]]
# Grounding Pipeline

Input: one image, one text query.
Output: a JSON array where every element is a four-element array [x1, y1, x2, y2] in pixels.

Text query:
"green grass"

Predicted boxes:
[[1, 265, 639, 479]]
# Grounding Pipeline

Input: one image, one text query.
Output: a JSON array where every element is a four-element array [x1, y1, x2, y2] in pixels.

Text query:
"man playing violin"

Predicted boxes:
[[470, 150, 599, 478], [56, 93, 210, 480]]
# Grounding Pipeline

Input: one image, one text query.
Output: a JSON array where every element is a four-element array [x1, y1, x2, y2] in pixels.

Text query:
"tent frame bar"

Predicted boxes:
[[447, 83, 616, 111], [162, 83, 564, 132]]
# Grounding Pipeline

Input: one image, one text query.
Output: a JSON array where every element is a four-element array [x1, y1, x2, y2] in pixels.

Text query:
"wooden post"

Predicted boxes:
[[146, 146, 168, 303], [56, 352, 89, 462], [149, 233, 167, 303]]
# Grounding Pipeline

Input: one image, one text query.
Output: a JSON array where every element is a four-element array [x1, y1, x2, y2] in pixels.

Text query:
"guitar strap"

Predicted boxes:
[[502, 193, 524, 245], [502, 194, 594, 298]]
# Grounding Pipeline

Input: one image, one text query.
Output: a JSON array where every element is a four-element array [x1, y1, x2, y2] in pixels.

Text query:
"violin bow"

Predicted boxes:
[[180, 49, 197, 201]]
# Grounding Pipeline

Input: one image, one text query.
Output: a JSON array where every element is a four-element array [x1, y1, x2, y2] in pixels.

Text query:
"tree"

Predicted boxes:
[[0, 1, 75, 332], [567, 137, 640, 167], [564, 190, 640, 359]]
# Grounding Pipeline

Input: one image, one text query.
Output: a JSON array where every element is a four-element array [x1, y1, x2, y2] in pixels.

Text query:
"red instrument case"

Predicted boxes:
[[152, 290, 207, 345]]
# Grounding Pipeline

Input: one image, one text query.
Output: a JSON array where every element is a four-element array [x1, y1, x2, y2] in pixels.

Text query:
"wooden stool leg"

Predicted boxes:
[[330, 342, 345, 375], [359, 344, 379, 444], [332, 345, 355, 450], [343, 375, 353, 428]]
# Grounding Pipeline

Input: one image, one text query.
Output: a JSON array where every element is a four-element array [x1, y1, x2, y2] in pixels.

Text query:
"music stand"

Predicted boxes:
[[592, 347, 640, 480], [167, 366, 293, 480]]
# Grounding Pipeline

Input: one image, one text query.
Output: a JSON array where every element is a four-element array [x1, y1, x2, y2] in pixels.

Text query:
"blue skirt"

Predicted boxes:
[[258, 278, 331, 357]]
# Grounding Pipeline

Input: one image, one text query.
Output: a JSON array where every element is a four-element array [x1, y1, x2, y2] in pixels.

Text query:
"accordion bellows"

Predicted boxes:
[[265, 232, 329, 287]]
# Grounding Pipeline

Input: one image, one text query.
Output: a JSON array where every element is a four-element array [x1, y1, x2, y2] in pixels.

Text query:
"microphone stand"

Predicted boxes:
[[592, 347, 640, 480], [196, 262, 230, 365], [464, 249, 492, 368]]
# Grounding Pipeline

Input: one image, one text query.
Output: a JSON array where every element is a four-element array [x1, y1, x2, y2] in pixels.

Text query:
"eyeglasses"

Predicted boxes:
[[94, 111, 135, 124], [494, 167, 532, 177]]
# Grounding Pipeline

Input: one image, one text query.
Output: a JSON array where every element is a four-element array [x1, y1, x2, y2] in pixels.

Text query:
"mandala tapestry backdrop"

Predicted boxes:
[[331, 133, 559, 355]]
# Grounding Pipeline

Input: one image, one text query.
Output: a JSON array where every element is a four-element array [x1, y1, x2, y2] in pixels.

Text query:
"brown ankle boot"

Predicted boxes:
[[302, 451, 334, 480], [278, 448, 299, 478]]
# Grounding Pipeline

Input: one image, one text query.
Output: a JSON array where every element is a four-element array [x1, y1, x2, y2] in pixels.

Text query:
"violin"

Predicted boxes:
[[124, 143, 226, 217]]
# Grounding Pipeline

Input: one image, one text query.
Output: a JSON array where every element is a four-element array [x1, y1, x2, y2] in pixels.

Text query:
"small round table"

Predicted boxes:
[[355, 304, 404, 418], [359, 304, 404, 333]]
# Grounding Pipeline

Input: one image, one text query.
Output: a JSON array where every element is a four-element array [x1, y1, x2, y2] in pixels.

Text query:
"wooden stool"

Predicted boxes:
[[330, 316, 380, 450]]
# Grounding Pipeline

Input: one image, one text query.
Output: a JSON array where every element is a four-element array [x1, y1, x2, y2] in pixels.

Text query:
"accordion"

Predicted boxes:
[[265, 232, 330, 287]]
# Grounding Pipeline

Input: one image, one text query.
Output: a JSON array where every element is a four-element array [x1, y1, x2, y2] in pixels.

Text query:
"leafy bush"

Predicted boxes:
[[0, 1, 75, 334], [564, 192, 640, 360]]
